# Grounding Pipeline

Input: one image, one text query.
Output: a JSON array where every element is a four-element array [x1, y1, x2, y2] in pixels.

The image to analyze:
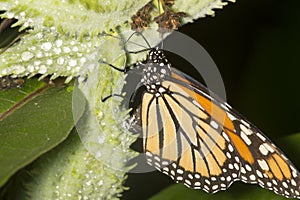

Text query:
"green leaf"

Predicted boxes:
[[149, 183, 286, 200], [0, 0, 238, 198], [278, 133, 300, 166], [0, 78, 45, 114], [0, 0, 236, 80], [0, 0, 150, 36], [0, 79, 75, 187]]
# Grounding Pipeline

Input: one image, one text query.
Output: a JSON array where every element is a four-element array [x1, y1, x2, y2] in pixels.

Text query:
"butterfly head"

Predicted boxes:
[[148, 47, 170, 65], [140, 47, 171, 93]]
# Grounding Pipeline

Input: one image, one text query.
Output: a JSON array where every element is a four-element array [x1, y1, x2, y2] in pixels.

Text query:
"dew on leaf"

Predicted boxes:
[[53, 47, 62, 54], [68, 59, 77, 67], [21, 51, 34, 61], [63, 47, 71, 53], [14, 65, 25, 74], [38, 65, 47, 73], [55, 39, 63, 47], [57, 57, 65, 65], [41, 42, 52, 51]]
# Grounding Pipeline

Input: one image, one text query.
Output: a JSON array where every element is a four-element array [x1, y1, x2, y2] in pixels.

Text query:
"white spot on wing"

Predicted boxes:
[[146, 151, 153, 157], [184, 179, 191, 185], [227, 112, 236, 121], [240, 131, 252, 145], [210, 120, 219, 129], [258, 159, 269, 171], [263, 143, 275, 153], [222, 132, 230, 142], [256, 170, 263, 178], [205, 179, 210, 185], [188, 174, 194, 180], [228, 144, 234, 152], [162, 161, 169, 166], [249, 174, 256, 180], [259, 144, 269, 155], [226, 152, 231, 158], [177, 169, 184, 174], [192, 99, 205, 110], [241, 119, 250, 127], [194, 181, 201, 186], [234, 163, 240, 170], [240, 124, 253, 135], [256, 132, 266, 141], [225, 102, 232, 109], [212, 185, 219, 190], [158, 87, 166, 93], [226, 176, 231, 182], [220, 103, 229, 111], [245, 164, 252, 171]]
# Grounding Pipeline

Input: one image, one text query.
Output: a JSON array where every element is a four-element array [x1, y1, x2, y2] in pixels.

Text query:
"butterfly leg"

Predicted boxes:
[[98, 59, 137, 73], [101, 93, 125, 102]]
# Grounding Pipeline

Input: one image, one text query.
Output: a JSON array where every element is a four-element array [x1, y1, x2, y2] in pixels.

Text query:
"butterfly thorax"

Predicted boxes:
[[140, 48, 171, 95]]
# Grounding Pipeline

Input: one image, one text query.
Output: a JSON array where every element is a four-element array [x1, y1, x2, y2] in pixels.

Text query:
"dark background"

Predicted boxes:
[[123, 0, 300, 199]]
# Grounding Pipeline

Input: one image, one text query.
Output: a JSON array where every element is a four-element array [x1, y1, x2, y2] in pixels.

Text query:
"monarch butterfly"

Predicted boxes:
[[100, 31, 300, 199]]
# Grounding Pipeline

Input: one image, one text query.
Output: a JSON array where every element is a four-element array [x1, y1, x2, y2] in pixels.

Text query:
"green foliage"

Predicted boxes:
[[149, 182, 288, 200], [0, 0, 250, 199], [0, 78, 75, 186]]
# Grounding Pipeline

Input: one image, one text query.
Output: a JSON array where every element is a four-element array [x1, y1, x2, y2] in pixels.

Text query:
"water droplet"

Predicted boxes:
[[46, 59, 53, 65], [55, 40, 63, 47], [28, 65, 34, 72], [36, 33, 43, 39], [29, 46, 36, 51], [34, 60, 41, 66], [36, 51, 43, 58], [1, 69, 7, 75], [72, 46, 79, 52], [63, 47, 71, 53], [97, 136, 104, 144], [68, 59, 77, 67], [15, 65, 25, 73], [6, 12, 14, 18], [57, 57, 65, 65], [38, 65, 47, 74], [95, 151, 102, 159], [21, 51, 34, 61], [41, 42, 52, 51], [19, 11, 25, 17], [53, 47, 61, 54], [80, 57, 87, 64]]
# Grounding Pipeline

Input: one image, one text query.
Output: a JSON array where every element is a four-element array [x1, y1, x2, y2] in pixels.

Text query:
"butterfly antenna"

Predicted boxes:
[[124, 31, 154, 54], [125, 31, 152, 49], [101, 32, 150, 52]]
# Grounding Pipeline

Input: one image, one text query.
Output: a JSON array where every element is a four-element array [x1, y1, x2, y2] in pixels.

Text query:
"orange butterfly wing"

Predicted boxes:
[[141, 66, 300, 198]]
